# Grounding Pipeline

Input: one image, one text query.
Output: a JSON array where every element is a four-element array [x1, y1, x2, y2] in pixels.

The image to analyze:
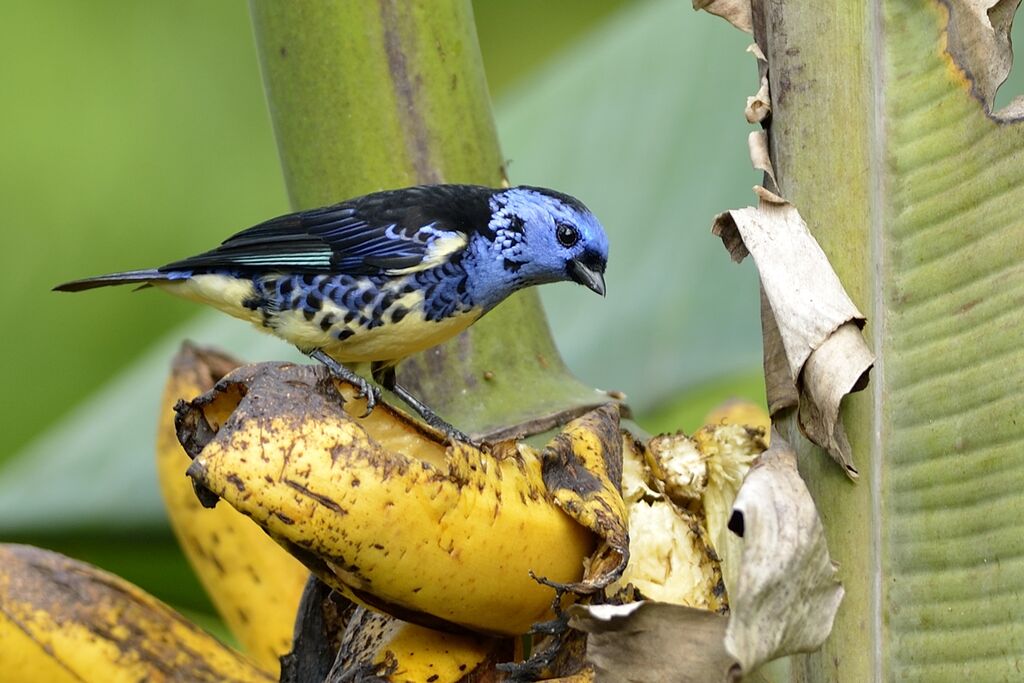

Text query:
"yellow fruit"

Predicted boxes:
[[157, 343, 308, 672], [646, 422, 768, 600], [0, 544, 271, 683], [610, 436, 725, 611], [334, 607, 507, 682], [179, 361, 611, 636], [702, 398, 771, 437]]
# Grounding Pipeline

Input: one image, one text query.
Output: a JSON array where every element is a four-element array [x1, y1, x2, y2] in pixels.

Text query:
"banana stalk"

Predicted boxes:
[[0, 544, 271, 683], [157, 343, 309, 673]]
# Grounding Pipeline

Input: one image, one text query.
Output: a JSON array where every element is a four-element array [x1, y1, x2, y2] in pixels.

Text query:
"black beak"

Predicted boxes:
[[568, 258, 606, 296]]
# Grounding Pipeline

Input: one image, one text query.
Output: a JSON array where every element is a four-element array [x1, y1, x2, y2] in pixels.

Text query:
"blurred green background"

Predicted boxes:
[[0, 0, 762, 627]]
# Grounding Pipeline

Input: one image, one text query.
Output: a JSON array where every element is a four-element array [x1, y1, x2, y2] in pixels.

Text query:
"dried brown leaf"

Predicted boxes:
[[693, 0, 753, 33], [944, 0, 1024, 118], [760, 286, 799, 416], [712, 203, 873, 474], [724, 434, 844, 671], [798, 323, 874, 477], [747, 131, 777, 185], [746, 77, 771, 124], [569, 602, 739, 683]]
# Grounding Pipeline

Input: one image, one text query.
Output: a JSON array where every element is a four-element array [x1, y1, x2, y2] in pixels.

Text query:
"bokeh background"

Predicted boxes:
[[0, 0, 767, 632]]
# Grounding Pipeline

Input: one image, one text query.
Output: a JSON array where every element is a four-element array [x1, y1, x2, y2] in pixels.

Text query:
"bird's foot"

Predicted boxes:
[[370, 362, 477, 445], [392, 392, 473, 444], [421, 414, 473, 446], [309, 350, 380, 418]]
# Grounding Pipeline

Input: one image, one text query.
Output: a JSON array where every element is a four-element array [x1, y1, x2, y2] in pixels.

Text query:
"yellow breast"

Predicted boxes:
[[274, 291, 484, 363], [157, 275, 484, 363]]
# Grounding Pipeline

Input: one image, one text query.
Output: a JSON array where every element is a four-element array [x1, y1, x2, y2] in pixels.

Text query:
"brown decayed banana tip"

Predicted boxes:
[[158, 343, 309, 674], [0, 544, 271, 683], [539, 404, 630, 594], [175, 361, 627, 638]]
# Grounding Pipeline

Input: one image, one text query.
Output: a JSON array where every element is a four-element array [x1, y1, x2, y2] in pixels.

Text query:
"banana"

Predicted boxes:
[[330, 606, 508, 682], [702, 398, 771, 437], [176, 361, 627, 637], [607, 400, 768, 611], [157, 343, 309, 672], [0, 544, 271, 683], [641, 413, 768, 603], [609, 435, 726, 612]]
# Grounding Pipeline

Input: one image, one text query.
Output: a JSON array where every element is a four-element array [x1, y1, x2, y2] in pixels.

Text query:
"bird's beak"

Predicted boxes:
[[568, 259, 606, 296]]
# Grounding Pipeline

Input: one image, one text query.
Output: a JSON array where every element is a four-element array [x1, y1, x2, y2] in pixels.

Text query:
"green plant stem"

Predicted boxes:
[[249, 0, 608, 435]]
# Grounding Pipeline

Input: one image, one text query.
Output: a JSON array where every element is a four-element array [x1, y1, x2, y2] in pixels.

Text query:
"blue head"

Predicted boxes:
[[471, 186, 608, 306]]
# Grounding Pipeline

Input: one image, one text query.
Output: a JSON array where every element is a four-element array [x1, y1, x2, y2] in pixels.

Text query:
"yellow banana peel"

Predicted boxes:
[[0, 544, 271, 683], [157, 343, 308, 672], [176, 362, 628, 637], [332, 606, 508, 682]]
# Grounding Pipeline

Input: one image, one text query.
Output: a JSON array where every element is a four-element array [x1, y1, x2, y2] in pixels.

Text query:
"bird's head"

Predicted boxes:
[[487, 186, 609, 296]]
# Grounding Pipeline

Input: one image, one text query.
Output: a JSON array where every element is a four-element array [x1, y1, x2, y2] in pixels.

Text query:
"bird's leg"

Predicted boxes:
[[371, 362, 473, 443], [308, 349, 380, 418]]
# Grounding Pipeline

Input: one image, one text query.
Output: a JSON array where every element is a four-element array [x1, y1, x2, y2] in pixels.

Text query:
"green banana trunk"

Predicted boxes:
[[753, 1, 1024, 680], [248, 0, 609, 436]]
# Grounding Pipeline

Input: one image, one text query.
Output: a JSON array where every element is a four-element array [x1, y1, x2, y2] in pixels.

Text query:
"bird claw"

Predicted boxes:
[[309, 349, 382, 419], [353, 380, 380, 418], [443, 426, 474, 445]]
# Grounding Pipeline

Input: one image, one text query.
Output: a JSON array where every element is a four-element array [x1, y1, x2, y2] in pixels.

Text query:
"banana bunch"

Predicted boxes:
[[0, 339, 768, 682], [0, 544, 272, 683], [171, 352, 766, 680], [620, 402, 769, 605]]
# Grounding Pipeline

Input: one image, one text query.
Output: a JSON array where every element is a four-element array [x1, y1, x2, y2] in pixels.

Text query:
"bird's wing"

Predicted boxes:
[[160, 185, 496, 276]]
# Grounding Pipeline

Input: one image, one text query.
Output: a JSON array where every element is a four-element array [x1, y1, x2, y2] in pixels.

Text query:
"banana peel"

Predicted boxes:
[[279, 574, 506, 683], [0, 544, 271, 683], [330, 606, 510, 682], [175, 361, 628, 638], [157, 343, 309, 672]]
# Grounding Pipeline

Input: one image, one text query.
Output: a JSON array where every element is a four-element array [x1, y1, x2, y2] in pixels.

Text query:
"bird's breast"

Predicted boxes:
[[273, 290, 484, 362], [157, 271, 484, 362]]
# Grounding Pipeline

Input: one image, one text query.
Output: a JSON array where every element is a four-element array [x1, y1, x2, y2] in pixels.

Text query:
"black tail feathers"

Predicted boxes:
[[53, 269, 167, 292]]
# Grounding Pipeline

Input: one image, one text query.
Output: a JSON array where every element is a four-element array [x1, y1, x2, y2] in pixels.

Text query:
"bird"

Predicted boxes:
[[55, 184, 609, 441]]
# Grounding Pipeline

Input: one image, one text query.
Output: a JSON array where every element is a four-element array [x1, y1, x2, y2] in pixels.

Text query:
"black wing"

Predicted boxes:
[[161, 184, 497, 276]]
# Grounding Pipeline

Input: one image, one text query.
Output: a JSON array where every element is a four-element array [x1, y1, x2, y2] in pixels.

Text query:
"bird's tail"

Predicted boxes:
[[53, 269, 170, 292]]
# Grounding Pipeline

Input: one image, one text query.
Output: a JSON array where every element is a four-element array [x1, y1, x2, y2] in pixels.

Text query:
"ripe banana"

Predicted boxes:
[[702, 398, 772, 436], [606, 399, 768, 611], [177, 361, 627, 637], [0, 544, 271, 683], [330, 606, 508, 682], [157, 343, 309, 673]]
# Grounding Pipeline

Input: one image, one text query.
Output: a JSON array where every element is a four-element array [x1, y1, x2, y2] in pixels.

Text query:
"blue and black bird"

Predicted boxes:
[[56, 184, 609, 441]]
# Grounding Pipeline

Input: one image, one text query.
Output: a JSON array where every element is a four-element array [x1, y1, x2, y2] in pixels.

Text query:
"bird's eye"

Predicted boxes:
[[555, 223, 580, 248]]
